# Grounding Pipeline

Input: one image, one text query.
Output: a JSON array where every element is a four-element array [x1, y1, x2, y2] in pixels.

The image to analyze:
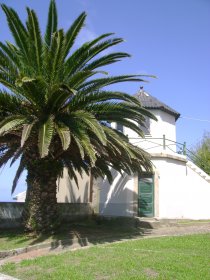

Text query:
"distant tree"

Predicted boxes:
[[0, 0, 156, 233], [191, 132, 210, 175]]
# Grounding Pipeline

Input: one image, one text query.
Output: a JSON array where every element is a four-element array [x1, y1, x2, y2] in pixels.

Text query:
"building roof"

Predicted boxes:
[[134, 88, 180, 121]]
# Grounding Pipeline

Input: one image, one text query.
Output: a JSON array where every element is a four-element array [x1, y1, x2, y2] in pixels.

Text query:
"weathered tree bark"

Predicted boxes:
[[22, 157, 61, 233]]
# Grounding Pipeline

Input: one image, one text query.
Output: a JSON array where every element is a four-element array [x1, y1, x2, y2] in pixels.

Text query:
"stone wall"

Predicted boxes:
[[0, 202, 93, 229], [0, 202, 24, 229]]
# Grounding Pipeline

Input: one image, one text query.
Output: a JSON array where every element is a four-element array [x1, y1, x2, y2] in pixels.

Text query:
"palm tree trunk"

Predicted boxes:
[[22, 159, 60, 233]]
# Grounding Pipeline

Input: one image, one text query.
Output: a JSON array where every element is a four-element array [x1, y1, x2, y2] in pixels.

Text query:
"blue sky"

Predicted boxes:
[[0, 0, 210, 201]]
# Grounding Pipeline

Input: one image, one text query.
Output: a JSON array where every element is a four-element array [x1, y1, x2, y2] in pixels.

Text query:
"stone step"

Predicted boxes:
[[187, 161, 210, 183]]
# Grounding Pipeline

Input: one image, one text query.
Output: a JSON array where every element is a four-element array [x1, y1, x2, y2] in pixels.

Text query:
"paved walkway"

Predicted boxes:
[[0, 274, 20, 280]]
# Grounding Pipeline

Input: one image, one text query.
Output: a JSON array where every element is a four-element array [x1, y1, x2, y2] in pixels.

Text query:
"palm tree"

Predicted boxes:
[[0, 0, 156, 232]]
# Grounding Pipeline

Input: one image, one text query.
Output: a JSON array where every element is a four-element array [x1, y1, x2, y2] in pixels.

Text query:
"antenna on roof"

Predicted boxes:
[[139, 86, 149, 96]]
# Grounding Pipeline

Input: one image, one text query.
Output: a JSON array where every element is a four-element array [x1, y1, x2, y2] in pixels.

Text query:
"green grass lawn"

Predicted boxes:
[[0, 228, 67, 251], [1, 234, 210, 280]]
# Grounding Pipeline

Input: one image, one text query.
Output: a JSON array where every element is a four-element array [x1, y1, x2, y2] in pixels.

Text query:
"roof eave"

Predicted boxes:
[[144, 106, 181, 121]]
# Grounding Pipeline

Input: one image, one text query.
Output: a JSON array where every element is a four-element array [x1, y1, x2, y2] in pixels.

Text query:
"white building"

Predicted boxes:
[[96, 88, 210, 219], [13, 191, 26, 202]]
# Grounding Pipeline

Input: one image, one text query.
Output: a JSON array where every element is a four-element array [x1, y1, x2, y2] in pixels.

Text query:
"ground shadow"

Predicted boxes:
[[0, 216, 154, 254]]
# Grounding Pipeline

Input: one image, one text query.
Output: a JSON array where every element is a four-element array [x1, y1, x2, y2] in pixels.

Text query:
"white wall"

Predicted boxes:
[[124, 109, 177, 154], [13, 171, 91, 203], [150, 110, 176, 141], [183, 163, 210, 219], [97, 153, 210, 219], [153, 155, 210, 219], [98, 169, 135, 217], [57, 168, 90, 203]]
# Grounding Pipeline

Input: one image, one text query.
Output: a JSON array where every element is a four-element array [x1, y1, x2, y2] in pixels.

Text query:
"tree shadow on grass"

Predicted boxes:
[[0, 217, 154, 253], [33, 217, 153, 248], [53, 217, 154, 251]]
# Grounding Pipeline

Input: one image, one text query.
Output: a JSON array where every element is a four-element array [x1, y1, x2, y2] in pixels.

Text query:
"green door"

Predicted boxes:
[[138, 174, 154, 217]]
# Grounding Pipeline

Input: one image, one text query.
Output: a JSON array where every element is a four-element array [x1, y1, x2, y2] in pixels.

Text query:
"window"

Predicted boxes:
[[116, 123, 124, 133], [140, 116, 150, 135]]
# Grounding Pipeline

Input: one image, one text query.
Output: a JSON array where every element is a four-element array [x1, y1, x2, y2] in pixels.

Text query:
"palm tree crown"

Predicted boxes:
[[0, 0, 156, 194]]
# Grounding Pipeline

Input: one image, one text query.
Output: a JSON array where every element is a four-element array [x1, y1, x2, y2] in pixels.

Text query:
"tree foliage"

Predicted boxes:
[[191, 132, 210, 175], [0, 0, 157, 196]]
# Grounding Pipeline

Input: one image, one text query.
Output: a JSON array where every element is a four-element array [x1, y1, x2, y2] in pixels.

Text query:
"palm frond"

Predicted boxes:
[[0, 47, 18, 75], [103, 126, 136, 160], [74, 38, 125, 70], [45, 0, 58, 46], [0, 146, 17, 169], [82, 52, 131, 71], [0, 90, 23, 114], [0, 41, 20, 67], [21, 123, 34, 147], [71, 110, 107, 145], [0, 116, 26, 136], [80, 134, 97, 166], [69, 90, 143, 111], [57, 113, 96, 164], [10, 146, 24, 167], [64, 12, 86, 57], [64, 33, 114, 77], [72, 135, 85, 159], [84, 101, 156, 123], [11, 156, 25, 194], [92, 158, 113, 183], [49, 30, 66, 82], [1, 4, 29, 60], [38, 116, 54, 158], [45, 84, 76, 113], [56, 124, 71, 150], [77, 75, 149, 92], [26, 8, 42, 72], [115, 118, 145, 138]]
